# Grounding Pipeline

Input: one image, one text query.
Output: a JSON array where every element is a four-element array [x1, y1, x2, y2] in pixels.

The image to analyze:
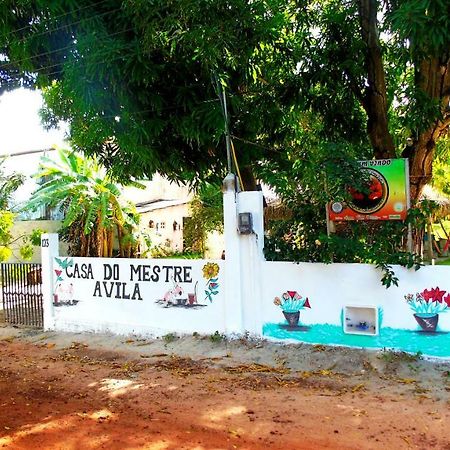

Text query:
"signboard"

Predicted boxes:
[[328, 159, 409, 221]]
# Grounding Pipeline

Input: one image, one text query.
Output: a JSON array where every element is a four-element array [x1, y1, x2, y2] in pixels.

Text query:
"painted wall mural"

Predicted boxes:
[[273, 290, 311, 330], [262, 262, 450, 358], [404, 287, 450, 333], [54, 257, 77, 306], [202, 263, 220, 303], [51, 256, 225, 335], [154, 262, 220, 309]]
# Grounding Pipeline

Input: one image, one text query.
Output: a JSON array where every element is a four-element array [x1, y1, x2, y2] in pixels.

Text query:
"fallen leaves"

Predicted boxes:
[[225, 363, 290, 375]]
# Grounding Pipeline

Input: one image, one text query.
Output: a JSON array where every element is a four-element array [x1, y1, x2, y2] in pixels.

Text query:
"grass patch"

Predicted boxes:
[[436, 258, 450, 266], [378, 349, 423, 363]]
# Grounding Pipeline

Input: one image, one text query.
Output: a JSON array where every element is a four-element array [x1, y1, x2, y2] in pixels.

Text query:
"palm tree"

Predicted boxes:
[[26, 148, 143, 257]]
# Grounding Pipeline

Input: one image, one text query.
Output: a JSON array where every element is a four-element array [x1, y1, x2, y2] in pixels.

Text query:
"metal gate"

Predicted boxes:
[[1, 263, 43, 328]]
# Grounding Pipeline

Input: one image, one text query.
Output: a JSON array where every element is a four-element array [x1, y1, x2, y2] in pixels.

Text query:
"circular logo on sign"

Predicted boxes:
[[331, 202, 343, 213], [347, 169, 389, 215]]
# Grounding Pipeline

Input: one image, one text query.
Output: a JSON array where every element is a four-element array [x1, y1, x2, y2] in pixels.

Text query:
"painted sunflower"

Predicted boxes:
[[202, 262, 220, 280]]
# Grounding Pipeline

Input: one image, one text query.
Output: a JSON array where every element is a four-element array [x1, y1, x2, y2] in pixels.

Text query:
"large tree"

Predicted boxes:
[[0, 0, 448, 199]]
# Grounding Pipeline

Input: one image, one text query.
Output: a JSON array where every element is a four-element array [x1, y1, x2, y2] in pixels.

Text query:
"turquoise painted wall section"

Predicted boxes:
[[262, 262, 450, 358], [263, 323, 450, 358]]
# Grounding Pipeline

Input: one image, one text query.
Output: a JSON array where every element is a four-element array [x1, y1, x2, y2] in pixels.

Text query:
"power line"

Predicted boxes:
[[0, 30, 136, 91], [9, 6, 124, 48], [1, 14, 130, 70], [0, 147, 57, 159], [1, 0, 112, 39], [0, 44, 144, 92]]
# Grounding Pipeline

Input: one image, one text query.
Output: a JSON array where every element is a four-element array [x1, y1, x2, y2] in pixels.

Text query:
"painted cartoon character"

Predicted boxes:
[[162, 283, 184, 306], [54, 282, 75, 305]]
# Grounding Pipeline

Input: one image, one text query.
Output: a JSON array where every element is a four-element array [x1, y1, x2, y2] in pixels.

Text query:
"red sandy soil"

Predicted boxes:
[[0, 334, 449, 450]]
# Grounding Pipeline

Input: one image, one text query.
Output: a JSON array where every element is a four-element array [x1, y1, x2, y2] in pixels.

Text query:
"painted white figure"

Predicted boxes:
[[162, 283, 184, 306], [54, 282, 75, 305]]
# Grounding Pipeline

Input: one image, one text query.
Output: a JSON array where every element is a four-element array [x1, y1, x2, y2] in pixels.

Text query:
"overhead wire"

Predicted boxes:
[[230, 140, 244, 190], [1, 22, 133, 70], [1, 0, 112, 39], [0, 25, 137, 91]]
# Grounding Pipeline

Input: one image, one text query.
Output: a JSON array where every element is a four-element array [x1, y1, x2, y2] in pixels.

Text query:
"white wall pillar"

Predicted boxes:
[[222, 174, 265, 336], [223, 174, 243, 334], [237, 191, 265, 334], [41, 233, 59, 330]]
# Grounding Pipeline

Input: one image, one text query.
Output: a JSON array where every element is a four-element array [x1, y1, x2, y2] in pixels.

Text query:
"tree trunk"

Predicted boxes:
[[358, 0, 396, 159], [240, 165, 258, 191], [409, 57, 450, 201]]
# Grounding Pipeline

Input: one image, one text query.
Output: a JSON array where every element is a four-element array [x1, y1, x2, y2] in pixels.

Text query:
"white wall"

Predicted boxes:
[[40, 183, 450, 358], [139, 203, 189, 252], [50, 256, 225, 336], [261, 261, 450, 331], [10, 220, 67, 263]]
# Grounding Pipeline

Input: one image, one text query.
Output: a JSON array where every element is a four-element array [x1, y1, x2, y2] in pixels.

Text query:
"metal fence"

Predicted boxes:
[[1, 263, 43, 328]]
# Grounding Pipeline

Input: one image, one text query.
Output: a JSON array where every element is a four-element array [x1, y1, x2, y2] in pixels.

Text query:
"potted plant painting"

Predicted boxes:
[[404, 287, 450, 332], [274, 290, 311, 329]]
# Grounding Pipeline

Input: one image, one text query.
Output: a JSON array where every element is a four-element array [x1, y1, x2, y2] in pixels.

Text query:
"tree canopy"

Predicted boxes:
[[0, 0, 449, 199]]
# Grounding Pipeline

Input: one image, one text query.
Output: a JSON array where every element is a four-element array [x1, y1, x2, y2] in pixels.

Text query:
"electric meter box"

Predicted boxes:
[[238, 212, 253, 234]]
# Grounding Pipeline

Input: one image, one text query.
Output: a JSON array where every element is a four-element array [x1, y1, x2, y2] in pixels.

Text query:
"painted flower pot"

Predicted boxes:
[[414, 313, 439, 332], [283, 311, 300, 328]]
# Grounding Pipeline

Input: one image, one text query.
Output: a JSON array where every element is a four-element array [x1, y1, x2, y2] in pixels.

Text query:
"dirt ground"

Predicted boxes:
[[0, 324, 449, 450]]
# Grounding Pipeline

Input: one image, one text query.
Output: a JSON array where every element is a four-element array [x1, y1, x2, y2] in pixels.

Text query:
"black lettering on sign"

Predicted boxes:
[[92, 281, 142, 300], [183, 266, 192, 283], [151, 266, 160, 282], [41, 238, 49, 248], [104, 264, 119, 280], [162, 265, 174, 282]]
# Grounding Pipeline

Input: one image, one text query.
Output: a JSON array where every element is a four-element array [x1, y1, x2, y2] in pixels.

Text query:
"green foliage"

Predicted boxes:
[[378, 349, 423, 364], [1, 0, 449, 274], [0, 159, 24, 210], [162, 333, 177, 344], [209, 331, 226, 343], [431, 137, 450, 196], [0, 211, 40, 262], [183, 182, 223, 256], [262, 141, 425, 286], [29, 228, 45, 247], [25, 148, 143, 257]]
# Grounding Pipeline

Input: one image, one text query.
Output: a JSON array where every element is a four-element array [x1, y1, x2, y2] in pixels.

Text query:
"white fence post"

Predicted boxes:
[[222, 174, 265, 336], [222, 174, 244, 334], [237, 191, 265, 335], [41, 233, 59, 330]]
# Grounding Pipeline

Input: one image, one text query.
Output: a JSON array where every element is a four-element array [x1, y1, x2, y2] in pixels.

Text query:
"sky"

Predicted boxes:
[[0, 88, 68, 204], [0, 88, 67, 156]]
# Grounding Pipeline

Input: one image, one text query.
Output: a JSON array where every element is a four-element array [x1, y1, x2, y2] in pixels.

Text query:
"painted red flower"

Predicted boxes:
[[431, 287, 446, 303], [287, 291, 297, 299], [54, 269, 62, 277], [421, 289, 432, 302], [303, 298, 311, 309], [444, 294, 450, 308], [421, 287, 446, 303]]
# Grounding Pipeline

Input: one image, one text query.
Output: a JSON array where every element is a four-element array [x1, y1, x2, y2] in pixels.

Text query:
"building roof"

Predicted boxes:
[[136, 198, 190, 214]]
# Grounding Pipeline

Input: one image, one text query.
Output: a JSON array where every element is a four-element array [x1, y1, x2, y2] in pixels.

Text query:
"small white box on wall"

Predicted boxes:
[[343, 305, 378, 336]]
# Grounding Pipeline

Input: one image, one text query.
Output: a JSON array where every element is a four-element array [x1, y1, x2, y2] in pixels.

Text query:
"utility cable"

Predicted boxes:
[[1, 0, 112, 39], [230, 140, 244, 191], [1, 23, 133, 70]]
